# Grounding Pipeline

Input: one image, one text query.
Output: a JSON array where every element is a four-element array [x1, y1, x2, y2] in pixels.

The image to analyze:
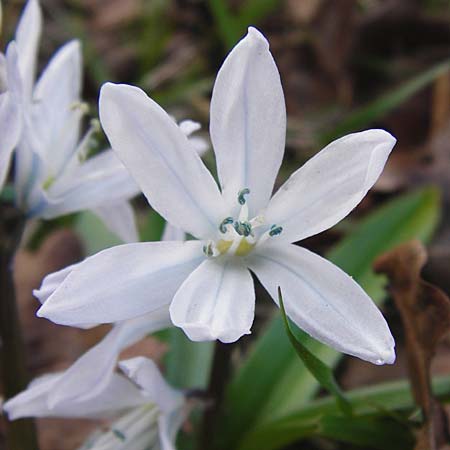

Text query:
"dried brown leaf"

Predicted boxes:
[[374, 240, 450, 450]]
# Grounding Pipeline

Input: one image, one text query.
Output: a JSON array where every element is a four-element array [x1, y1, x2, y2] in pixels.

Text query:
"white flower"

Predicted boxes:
[[0, 0, 139, 241], [4, 356, 186, 450], [37, 27, 396, 365]]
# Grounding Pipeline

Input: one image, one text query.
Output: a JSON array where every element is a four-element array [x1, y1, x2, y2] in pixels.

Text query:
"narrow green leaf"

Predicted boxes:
[[318, 415, 414, 450], [321, 58, 450, 144], [208, 0, 242, 49], [238, 0, 282, 27], [217, 187, 440, 449], [278, 287, 352, 417], [237, 375, 450, 450]]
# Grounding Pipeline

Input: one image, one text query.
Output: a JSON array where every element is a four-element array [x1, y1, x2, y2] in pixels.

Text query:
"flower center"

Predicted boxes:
[[202, 188, 282, 258]]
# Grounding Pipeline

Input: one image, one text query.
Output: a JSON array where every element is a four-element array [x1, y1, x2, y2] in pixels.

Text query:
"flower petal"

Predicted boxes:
[[158, 408, 186, 450], [264, 129, 396, 244], [37, 241, 204, 326], [31, 40, 82, 173], [210, 27, 286, 216], [99, 83, 227, 239], [3, 372, 145, 419], [119, 357, 183, 414], [161, 223, 186, 241], [33, 262, 106, 330], [41, 149, 140, 218], [248, 243, 395, 365], [0, 94, 21, 188], [92, 202, 138, 243], [15, 0, 42, 99], [170, 259, 255, 343], [48, 307, 171, 408], [0, 45, 22, 189]]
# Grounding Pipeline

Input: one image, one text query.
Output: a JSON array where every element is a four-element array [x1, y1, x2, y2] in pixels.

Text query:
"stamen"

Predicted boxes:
[[238, 188, 250, 205], [70, 101, 90, 115], [249, 214, 265, 228], [76, 119, 101, 162], [203, 241, 219, 257], [234, 221, 252, 237], [112, 429, 126, 441], [42, 176, 55, 190], [219, 217, 234, 234], [269, 225, 283, 237]]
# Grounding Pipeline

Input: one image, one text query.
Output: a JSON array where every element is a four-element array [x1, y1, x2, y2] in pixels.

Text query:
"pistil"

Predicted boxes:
[[203, 188, 283, 258]]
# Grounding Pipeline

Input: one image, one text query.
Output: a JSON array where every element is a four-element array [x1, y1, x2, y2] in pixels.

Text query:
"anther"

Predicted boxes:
[[238, 188, 250, 205], [269, 225, 283, 237], [203, 241, 218, 257], [112, 429, 126, 441], [70, 101, 90, 115], [219, 217, 234, 234], [234, 221, 252, 237]]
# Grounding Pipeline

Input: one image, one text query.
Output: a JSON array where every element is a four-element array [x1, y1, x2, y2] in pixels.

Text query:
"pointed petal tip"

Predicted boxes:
[[35, 304, 47, 319], [171, 317, 251, 344], [246, 26, 269, 48], [365, 128, 397, 148], [374, 344, 396, 365]]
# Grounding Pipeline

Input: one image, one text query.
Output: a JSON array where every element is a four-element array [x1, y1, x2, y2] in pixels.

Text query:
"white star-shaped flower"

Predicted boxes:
[[37, 27, 396, 365]]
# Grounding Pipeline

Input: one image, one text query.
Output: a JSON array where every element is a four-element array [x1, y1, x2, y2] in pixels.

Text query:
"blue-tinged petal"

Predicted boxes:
[[48, 307, 171, 408], [119, 357, 183, 414], [210, 27, 286, 216], [3, 372, 145, 419], [40, 149, 139, 220], [37, 241, 204, 326], [15, 0, 42, 99], [247, 243, 395, 365], [99, 83, 227, 240], [265, 129, 396, 244], [170, 258, 255, 343]]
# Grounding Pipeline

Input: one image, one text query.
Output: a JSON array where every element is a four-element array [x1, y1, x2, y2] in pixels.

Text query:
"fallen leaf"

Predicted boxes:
[[374, 240, 450, 450]]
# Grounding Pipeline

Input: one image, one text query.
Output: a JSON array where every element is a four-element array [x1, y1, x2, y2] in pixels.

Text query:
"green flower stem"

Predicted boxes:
[[0, 204, 39, 450]]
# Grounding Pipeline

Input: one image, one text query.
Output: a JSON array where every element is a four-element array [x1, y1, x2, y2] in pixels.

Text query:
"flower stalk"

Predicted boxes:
[[200, 341, 233, 450], [0, 203, 38, 450]]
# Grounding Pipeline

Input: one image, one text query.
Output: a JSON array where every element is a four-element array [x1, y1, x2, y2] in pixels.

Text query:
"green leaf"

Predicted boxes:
[[164, 328, 214, 390], [217, 187, 440, 450], [0, 184, 15, 202], [208, 0, 242, 49], [321, 58, 450, 144], [140, 210, 166, 242], [237, 375, 450, 450], [278, 287, 352, 417], [317, 415, 414, 450], [208, 0, 282, 49], [238, 0, 282, 29], [74, 211, 122, 256]]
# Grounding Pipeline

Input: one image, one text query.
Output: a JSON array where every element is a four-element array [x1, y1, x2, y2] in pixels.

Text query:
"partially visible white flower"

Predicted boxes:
[[0, 0, 138, 242], [14, 2, 140, 241], [45, 307, 171, 409], [3, 356, 186, 450], [37, 27, 397, 365], [32, 218, 182, 409], [0, 0, 38, 191], [80, 358, 186, 450]]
